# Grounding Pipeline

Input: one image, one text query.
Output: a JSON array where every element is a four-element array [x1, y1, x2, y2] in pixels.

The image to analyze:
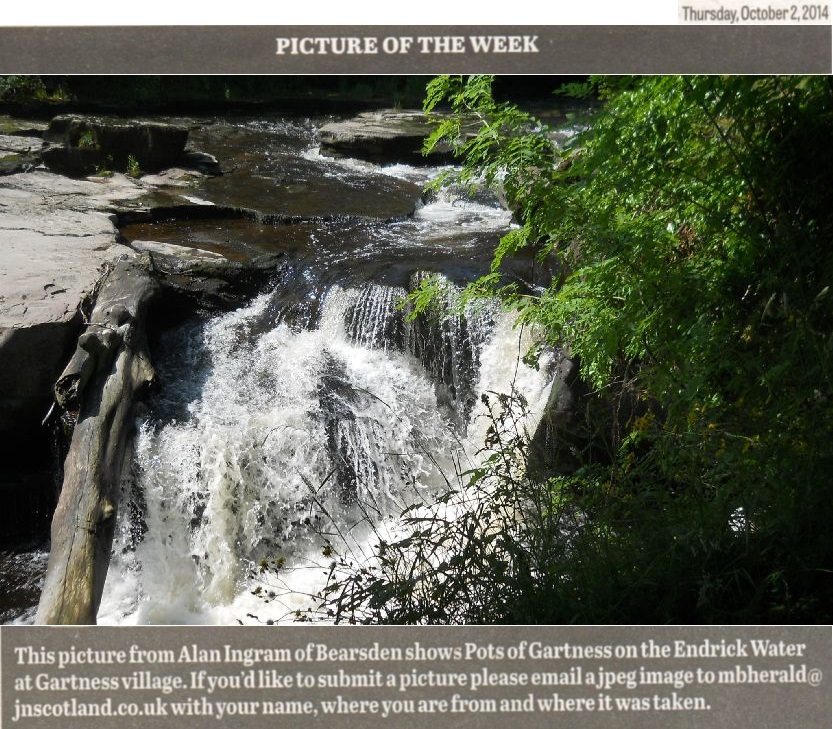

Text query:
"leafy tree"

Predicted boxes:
[[0, 75, 48, 103]]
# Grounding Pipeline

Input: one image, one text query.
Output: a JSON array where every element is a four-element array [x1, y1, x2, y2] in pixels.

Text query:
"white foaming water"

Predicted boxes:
[[302, 144, 514, 243], [0, 548, 50, 625], [466, 316, 554, 453], [98, 278, 552, 625], [301, 145, 448, 186], [414, 189, 513, 231]]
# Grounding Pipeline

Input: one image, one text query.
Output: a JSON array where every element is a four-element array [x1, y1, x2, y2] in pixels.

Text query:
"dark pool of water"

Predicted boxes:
[[0, 546, 49, 624]]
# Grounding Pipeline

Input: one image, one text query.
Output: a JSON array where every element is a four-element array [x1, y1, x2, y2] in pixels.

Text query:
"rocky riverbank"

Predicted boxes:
[[1, 119, 227, 472], [0, 113, 281, 624], [0, 169, 144, 542]]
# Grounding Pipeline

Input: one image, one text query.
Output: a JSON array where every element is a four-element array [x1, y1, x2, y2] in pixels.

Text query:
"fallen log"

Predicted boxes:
[[36, 256, 158, 624]]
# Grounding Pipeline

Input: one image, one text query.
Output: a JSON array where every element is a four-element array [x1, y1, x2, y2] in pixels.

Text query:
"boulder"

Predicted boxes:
[[180, 148, 222, 176], [129, 239, 284, 314], [318, 110, 453, 165], [43, 115, 189, 176], [40, 144, 101, 177]]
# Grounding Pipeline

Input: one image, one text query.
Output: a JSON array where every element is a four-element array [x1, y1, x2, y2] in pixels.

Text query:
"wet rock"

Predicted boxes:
[[203, 163, 421, 220], [180, 148, 222, 175], [43, 115, 189, 177], [130, 239, 227, 262], [317, 353, 379, 504], [128, 238, 284, 314], [115, 202, 254, 227], [0, 134, 43, 175], [527, 352, 614, 478], [403, 272, 495, 427], [318, 110, 452, 165]]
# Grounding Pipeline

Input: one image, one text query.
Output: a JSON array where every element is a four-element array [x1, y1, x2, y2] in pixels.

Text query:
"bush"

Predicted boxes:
[[0, 75, 48, 103]]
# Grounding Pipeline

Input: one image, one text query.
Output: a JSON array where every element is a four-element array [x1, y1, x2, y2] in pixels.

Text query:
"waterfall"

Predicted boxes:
[[98, 273, 552, 625], [89, 114, 555, 626], [0, 114, 561, 625]]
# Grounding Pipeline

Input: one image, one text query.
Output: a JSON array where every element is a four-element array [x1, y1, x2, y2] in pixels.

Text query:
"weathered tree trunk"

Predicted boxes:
[[36, 257, 158, 624]]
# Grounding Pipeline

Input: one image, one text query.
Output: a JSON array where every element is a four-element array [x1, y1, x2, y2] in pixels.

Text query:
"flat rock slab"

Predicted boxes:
[[202, 165, 422, 220], [0, 134, 44, 175], [137, 167, 214, 189], [130, 238, 227, 262], [0, 116, 48, 137], [0, 170, 144, 435], [318, 110, 451, 165], [0, 135, 43, 155]]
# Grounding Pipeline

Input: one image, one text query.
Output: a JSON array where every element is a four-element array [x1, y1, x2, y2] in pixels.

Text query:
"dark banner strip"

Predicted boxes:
[[0, 25, 828, 74], [2, 625, 830, 729]]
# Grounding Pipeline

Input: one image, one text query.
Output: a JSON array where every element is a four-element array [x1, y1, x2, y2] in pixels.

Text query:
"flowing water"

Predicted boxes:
[[4, 114, 557, 624]]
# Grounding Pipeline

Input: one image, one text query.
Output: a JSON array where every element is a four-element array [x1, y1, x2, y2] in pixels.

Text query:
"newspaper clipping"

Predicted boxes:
[[0, 5, 830, 728]]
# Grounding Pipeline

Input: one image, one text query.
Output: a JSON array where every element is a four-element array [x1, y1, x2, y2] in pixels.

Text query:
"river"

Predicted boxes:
[[2, 112, 556, 625]]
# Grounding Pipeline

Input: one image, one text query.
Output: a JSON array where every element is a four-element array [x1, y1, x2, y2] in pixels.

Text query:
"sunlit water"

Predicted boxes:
[[5, 116, 556, 625]]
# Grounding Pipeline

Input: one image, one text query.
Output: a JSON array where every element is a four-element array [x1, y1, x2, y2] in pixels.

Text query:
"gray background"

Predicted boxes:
[[1, 625, 830, 728], [0, 26, 828, 73]]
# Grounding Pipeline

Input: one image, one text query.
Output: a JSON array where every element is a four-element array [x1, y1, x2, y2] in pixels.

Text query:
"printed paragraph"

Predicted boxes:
[[2, 627, 829, 728]]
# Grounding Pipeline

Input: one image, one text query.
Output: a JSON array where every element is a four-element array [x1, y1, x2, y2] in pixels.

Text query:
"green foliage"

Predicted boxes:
[[77, 130, 97, 149], [0, 76, 48, 103], [379, 75, 833, 623], [41, 76, 432, 110], [0, 76, 69, 104], [397, 272, 452, 323], [126, 154, 141, 178], [95, 155, 115, 178]]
